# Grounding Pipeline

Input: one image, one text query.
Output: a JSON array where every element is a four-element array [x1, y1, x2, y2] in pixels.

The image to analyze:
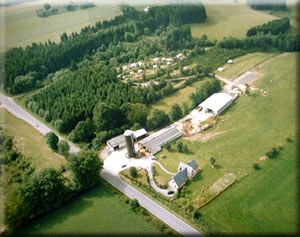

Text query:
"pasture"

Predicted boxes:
[[156, 52, 298, 233], [16, 181, 161, 235]]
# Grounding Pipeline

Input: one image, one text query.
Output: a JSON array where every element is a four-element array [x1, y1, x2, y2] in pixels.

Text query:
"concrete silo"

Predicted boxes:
[[124, 130, 136, 157]]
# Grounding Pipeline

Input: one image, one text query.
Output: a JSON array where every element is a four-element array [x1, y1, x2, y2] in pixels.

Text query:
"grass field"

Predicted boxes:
[[190, 4, 278, 41], [215, 52, 278, 79], [0, 109, 66, 170], [149, 77, 211, 116], [1, 3, 121, 51], [200, 141, 298, 234], [15, 181, 161, 235], [155, 52, 298, 233]]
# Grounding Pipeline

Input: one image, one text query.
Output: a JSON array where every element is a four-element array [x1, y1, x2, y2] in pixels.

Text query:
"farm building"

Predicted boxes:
[[168, 160, 200, 192], [198, 93, 233, 115], [138, 126, 182, 155], [107, 128, 147, 151]]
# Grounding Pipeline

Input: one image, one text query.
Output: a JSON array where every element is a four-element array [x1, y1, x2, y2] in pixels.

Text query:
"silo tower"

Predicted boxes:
[[124, 130, 136, 158]]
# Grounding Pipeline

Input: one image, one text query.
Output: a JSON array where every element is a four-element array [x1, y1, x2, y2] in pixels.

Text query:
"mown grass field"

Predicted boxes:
[[190, 4, 278, 40], [156, 52, 298, 233], [16, 181, 161, 235]]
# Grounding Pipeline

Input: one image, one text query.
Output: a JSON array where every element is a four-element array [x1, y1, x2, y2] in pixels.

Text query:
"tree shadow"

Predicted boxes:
[[15, 183, 113, 235], [214, 164, 223, 169]]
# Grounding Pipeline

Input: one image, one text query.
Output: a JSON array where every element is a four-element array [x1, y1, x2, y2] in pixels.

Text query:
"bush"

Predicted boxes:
[[253, 163, 260, 170]]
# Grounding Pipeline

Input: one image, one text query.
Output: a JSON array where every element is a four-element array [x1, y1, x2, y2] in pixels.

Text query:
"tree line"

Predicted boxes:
[[247, 0, 286, 10], [247, 17, 290, 36], [2, 133, 102, 231], [217, 17, 299, 52]]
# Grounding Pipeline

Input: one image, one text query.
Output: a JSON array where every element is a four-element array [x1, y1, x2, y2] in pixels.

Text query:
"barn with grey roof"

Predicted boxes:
[[138, 126, 182, 155]]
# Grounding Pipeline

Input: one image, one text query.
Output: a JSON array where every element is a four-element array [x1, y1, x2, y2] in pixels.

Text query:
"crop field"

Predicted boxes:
[[16, 181, 161, 235], [156, 52, 298, 233], [190, 4, 278, 41]]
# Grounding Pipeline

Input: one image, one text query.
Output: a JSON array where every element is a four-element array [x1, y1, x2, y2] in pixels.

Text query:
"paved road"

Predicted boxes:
[[0, 93, 80, 154], [101, 170, 202, 236], [1, 92, 203, 236]]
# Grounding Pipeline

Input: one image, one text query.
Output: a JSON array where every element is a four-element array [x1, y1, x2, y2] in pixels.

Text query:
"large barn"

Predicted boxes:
[[198, 93, 233, 115], [138, 126, 182, 155]]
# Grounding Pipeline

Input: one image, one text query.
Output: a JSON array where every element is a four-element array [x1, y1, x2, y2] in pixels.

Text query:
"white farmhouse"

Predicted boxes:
[[168, 160, 199, 192]]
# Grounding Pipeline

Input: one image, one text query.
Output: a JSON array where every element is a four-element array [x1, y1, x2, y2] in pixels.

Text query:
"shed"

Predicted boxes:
[[198, 93, 233, 115]]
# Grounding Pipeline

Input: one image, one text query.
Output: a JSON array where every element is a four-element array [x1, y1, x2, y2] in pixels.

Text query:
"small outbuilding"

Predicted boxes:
[[198, 93, 233, 115]]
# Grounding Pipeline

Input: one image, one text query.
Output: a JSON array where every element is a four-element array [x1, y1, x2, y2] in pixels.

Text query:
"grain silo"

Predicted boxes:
[[124, 130, 135, 157]]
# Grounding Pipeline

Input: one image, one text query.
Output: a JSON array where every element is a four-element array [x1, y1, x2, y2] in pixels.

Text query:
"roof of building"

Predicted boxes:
[[107, 134, 126, 149], [198, 93, 233, 115], [178, 161, 199, 178], [139, 126, 182, 154], [187, 160, 199, 170], [173, 168, 188, 187]]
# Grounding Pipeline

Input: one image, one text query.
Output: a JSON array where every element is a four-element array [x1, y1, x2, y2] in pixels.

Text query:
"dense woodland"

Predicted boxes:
[[1, 131, 102, 230]]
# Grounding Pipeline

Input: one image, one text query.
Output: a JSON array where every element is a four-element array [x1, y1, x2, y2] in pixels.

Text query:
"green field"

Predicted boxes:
[[155, 52, 298, 233], [15, 182, 161, 235], [0, 109, 66, 170], [190, 4, 278, 40], [200, 141, 298, 234], [1, 3, 121, 51], [215, 52, 278, 79]]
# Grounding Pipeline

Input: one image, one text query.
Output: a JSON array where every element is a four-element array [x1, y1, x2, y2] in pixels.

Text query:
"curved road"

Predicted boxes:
[[1, 93, 203, 236]]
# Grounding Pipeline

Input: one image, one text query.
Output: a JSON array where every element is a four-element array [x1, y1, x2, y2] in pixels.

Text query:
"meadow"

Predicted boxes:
[[16, 181, 161, 235]]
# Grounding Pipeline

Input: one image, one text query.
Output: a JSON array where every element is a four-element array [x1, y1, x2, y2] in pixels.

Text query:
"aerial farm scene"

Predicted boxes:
[[0, 0, 299, 235]]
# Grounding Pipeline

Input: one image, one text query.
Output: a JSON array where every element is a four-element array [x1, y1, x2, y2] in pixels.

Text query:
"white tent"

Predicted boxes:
[[198, 93, 233, 115]]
